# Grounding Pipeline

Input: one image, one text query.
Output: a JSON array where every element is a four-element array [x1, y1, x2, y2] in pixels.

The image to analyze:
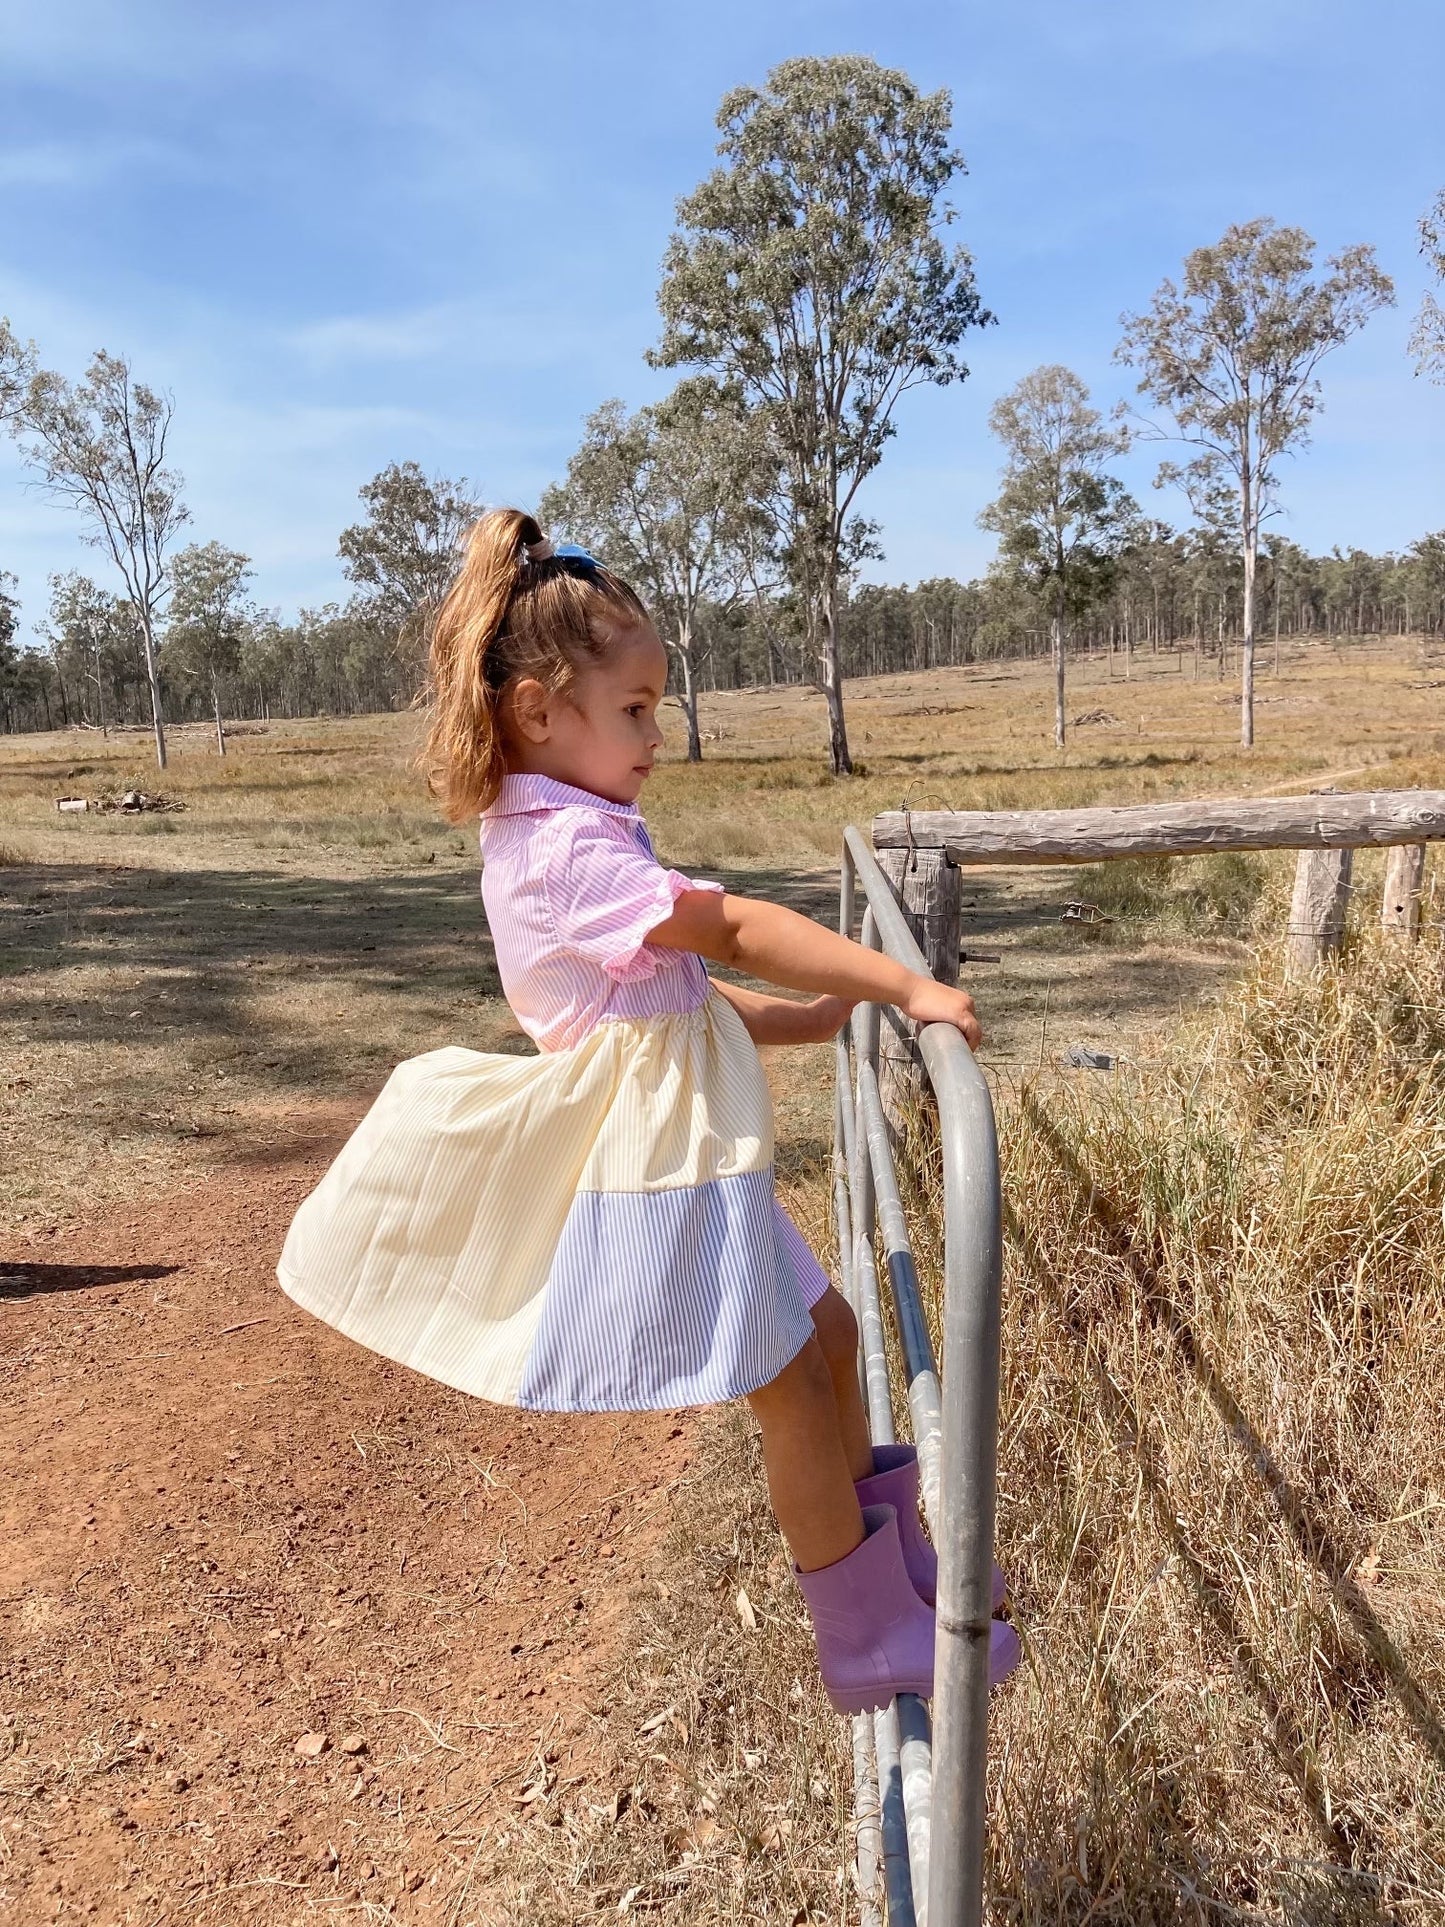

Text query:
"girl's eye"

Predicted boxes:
[[627, 704, 647, 718]]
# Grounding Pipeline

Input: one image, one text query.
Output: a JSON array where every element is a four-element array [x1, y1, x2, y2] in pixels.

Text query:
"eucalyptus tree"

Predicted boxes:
[[652, 54, 991, 774], [1261, 533, 1312, 669], [1117, 219, 1393, 747], [238, 613, 292, 721], [979, 366, 1135, 747], [541, 380, 769, 760], [1405, 532, 1445, 637], [338, 462, 481, 675], [42, 572, 140, 734], [9, 351, 188, 768], [0, 573, 20, 728], [166, 543, 252, 753], [1409, 189, 1445, 383], [0, 318, 34, 421]]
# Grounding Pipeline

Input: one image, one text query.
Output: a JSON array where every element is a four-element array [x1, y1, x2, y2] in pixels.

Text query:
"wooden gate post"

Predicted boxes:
[[1285, 847, 1354, 980], [1381, 843, 1426, 941], [876, 846, 962, 1140]]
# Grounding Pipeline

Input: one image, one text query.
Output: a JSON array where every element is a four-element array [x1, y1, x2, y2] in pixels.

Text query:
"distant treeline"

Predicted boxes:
[[4, 518, 1440, 737], [832, 526, 1445, 683]]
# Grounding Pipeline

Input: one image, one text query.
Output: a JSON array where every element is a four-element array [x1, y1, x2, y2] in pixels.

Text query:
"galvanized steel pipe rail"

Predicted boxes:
[[834, 825, 1006, 1927]]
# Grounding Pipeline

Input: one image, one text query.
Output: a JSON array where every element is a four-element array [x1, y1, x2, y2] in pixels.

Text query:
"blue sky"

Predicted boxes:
[[1, 0, 1441, 643]]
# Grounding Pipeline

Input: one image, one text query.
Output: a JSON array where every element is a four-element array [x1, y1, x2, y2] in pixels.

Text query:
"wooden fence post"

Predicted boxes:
[[876, 846, 961, 1140], [1285, 847, 1354, 980], [1381, 843, 1426, 941]]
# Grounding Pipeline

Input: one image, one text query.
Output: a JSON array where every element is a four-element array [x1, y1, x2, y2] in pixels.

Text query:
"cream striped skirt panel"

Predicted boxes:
[[276, 991, 825, 1410]]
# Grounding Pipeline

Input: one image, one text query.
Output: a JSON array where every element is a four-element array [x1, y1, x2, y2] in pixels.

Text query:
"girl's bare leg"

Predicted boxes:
[[746, 1336, 864, 1573], [809, 1286, 874, 1481]]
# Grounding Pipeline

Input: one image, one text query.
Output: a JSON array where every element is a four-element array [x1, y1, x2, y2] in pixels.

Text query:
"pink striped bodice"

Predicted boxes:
[[478, 772, 724, 1054]]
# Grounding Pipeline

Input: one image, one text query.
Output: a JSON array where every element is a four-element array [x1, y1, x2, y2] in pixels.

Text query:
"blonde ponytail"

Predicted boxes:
[[423, 508, 648, 821]]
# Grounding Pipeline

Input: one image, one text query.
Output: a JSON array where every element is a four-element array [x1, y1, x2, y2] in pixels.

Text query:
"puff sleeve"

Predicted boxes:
[[544, 812, 723, 982]]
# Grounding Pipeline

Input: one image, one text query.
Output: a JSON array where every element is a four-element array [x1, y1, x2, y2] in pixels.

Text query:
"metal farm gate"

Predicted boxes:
[[832, 787, 1444, 1923]]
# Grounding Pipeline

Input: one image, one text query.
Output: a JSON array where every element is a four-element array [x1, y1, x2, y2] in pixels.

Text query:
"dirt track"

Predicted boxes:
[[1, 1117, 694, 1923]]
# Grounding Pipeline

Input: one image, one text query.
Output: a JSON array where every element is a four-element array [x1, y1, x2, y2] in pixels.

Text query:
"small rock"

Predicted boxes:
[[294, 1732, 330, 1759], [167, 1773, 190, 1794], [339, 1733, 368, 1756], [598, 1543, 614, 1559]]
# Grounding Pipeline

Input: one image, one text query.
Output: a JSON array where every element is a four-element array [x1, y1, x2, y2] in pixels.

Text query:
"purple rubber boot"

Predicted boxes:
[[795, 1505, 1020, 1714], [794, 1504, 938, 1713], [855, 1442, 1007, 1614]]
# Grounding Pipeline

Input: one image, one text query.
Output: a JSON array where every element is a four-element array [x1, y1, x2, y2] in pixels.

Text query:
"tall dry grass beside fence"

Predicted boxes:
[[898, 929, 1445, 1923]]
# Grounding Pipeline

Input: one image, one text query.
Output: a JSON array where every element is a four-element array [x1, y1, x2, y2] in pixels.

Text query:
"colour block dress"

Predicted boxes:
[[277, 771, 827, 1411]]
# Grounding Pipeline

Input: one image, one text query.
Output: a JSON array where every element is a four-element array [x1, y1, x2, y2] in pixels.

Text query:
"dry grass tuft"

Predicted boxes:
[[892, 928, 1445, 1922]]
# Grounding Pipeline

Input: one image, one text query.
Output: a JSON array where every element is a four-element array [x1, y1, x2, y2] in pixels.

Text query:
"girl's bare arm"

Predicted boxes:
[[707, 977, 854, 1047], [649, 890, 982, 1049]]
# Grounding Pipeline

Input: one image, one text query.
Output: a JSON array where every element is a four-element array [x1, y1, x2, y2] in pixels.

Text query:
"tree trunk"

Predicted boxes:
[[212, 671, 226, 756], [1051, 585, 1066, 750], [678, 630, 702, 763], [821, 573, 852, 776], [1240, 496, 1257, 747], [138, 608, 168, 769], [1123, 596, 1132, 683]]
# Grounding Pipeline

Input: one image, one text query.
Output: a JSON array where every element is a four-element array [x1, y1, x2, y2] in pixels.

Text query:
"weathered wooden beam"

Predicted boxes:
[[1381, 843, 1427, 941], [872, 790, 1445, 864], [1285, 848, 1354, 980]]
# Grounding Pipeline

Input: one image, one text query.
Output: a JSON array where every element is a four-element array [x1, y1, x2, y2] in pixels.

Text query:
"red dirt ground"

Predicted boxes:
[[1, 1112, 695, 1924]]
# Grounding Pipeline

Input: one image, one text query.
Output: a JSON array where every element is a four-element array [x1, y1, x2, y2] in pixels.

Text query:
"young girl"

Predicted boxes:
[[278, 508, 1019, 1714]]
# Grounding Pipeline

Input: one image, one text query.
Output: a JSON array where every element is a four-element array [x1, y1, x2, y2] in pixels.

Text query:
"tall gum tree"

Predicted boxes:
[[339, 462, 481, 681], [0, 317, 35, 422], [979, 365, 1135, 749], [540, 380, 770, 761], [42, 573, 139, 736], [166, 542, 253, 754], [1117, 218, 1393, 749], [10, 350, 188, 769], [651, 54, 991, 775], [1409, 189, 1445, 383]]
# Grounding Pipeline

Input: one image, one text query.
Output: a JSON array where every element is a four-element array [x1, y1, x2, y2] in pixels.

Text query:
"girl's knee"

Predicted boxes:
[[811, 1286, 859, 1376], [748, 1333, 834, 1417]]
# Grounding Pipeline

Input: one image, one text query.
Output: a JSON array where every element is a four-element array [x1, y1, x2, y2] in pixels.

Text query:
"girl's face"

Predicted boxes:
[[505, 624, 669, 806]]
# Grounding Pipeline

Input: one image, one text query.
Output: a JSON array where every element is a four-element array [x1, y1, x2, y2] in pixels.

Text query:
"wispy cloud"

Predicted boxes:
[[0, 135, 185, 189], [285, 297, 647, 375]]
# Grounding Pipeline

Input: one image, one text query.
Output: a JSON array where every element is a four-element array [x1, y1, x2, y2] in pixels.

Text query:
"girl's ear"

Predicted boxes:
[[505, 676, 552, 746]]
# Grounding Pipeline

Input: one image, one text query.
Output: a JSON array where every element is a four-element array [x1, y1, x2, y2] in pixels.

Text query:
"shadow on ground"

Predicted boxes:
[[0, 1262, 181, 1302], [1, 855, 1248, 1170]]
